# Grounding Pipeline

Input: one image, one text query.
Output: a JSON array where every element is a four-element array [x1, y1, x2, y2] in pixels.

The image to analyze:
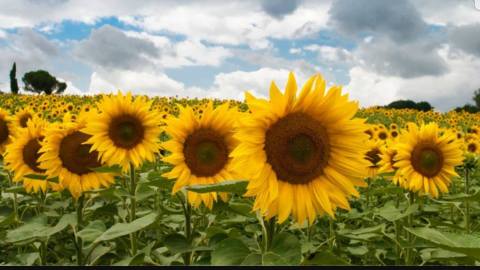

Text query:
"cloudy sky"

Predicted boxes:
[[0, 0, 479, 111]]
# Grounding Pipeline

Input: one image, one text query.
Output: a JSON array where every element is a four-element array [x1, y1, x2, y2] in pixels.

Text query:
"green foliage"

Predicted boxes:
[[473, 89, 480, 108], [22, 70, 67, 95], [386, 100, 433, 111], [9, 62, 19, 95]]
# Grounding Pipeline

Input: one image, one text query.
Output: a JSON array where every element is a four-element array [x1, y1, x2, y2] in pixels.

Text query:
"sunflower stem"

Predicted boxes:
[[366, 177, 371, 208], [394, 220, 401, 265], [76, 195, 85, 266], [328, 217, 335, 250], [177, 193, 192, 265], [129, 163, 138, 256], [405, 191, 415, 265], [266, 218, 276, 251], [464, 167, 471, 233], [39, 241, 47, 266], [6, 171, 19, 225]]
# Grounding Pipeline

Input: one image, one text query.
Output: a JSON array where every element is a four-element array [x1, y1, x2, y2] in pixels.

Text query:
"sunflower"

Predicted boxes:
[[378, 140, 406, 188], [0, 108, 13, 154], [394, 123, 463, 198], [231, 72, 369, 224], [465, 139, 480, 155], [39, 114, 115, 198], [83, 92, 163, 171], [162, 101, 239, 209], [4, 119, 62, 193], [14, 108, 35, 129], [364, 139, 384, 178]]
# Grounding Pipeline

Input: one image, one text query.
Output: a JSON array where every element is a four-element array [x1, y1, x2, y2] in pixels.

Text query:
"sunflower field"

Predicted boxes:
[[0, 72, 480, 266]]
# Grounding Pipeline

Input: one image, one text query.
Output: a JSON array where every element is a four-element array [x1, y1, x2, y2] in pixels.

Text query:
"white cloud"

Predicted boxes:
[[208, 67, 310, 100], [121, 1, 331, 49], [289, 47, 302, 54], [304, 44, 354, 63], [88, 69, 187, 96], [344, 45, 480, 111], [413, 0, 480, 26]]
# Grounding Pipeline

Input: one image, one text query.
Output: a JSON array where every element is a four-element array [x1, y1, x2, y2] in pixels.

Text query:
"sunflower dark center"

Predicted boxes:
[[19, 114, 32, 128], [108, 114, 145, 149], [0, 118, 9, 145], [411, 143, 444, 177], [22, 137, 45, 173], [183, 128, 228, 177], [59, 131, 102, 175], [378, 132, 387, 140], [265, 113, 329, 185], [365, 148, 382, 167], [468, 143, 477, 153]]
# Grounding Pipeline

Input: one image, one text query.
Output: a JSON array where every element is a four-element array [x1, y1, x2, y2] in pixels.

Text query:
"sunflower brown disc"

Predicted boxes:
[[19, 114, 32, 128], [468, 143, 477, 153], [108, 114, 145, 149], [59, 131, 102, 175], [183, 128, 228, 177], [365, 148, 381, 168], [22, 137, 46, 173], [265, 113, 329, 185], [0, 118, 9, 145], [378, 131, 388, 140], [411, 142, 444, 177]]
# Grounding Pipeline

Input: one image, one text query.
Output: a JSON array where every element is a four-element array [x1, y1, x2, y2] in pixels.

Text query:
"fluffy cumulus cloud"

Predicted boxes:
[[75, 25, 160, 71], [345, 46, 480, 111], [448, 23, 480, 57], [0, 28, 59, 82], [354, 37, 448, 78], [329, 0, 427, 43], [261, 0, 301, 19], [208, 67, 310, 100], [88, 69, 186, 96]]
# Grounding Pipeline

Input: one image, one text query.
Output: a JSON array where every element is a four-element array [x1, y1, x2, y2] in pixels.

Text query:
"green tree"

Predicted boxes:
[[454, 104, 480, 113], [22, 70, 67, 95], [9, 62, 19, 94], [473, 88, 480, 108], [416, 101, 433, 111]]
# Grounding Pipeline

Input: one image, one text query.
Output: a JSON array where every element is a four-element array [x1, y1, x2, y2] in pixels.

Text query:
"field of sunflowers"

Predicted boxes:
[[0, 72, 479, 266]]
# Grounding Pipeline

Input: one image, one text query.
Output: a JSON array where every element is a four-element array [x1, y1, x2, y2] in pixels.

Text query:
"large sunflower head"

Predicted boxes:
[[83, 92, 163, 172], [394, 123, 463, 198], [4, 119, 62, 193], [231, 72, 370, 225], [39, 120, 116, 199], [0, 108, 13, 154], [162, 101, 239, 209]]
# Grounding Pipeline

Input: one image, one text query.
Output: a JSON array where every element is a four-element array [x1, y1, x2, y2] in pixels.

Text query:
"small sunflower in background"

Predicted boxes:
[[83, 92, 163, 171], [364, 139, 384, 178], [0, 108, 13, 154], [39, 112, 115, 199], [394, 123, 463, 198], [162, 101, 239, 209], [378, 140, 406, 188], [14, 108, 35, 129], [231, 72, 369, 225], [4, 119, 62, 193], [465, 139, 480, 155]]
